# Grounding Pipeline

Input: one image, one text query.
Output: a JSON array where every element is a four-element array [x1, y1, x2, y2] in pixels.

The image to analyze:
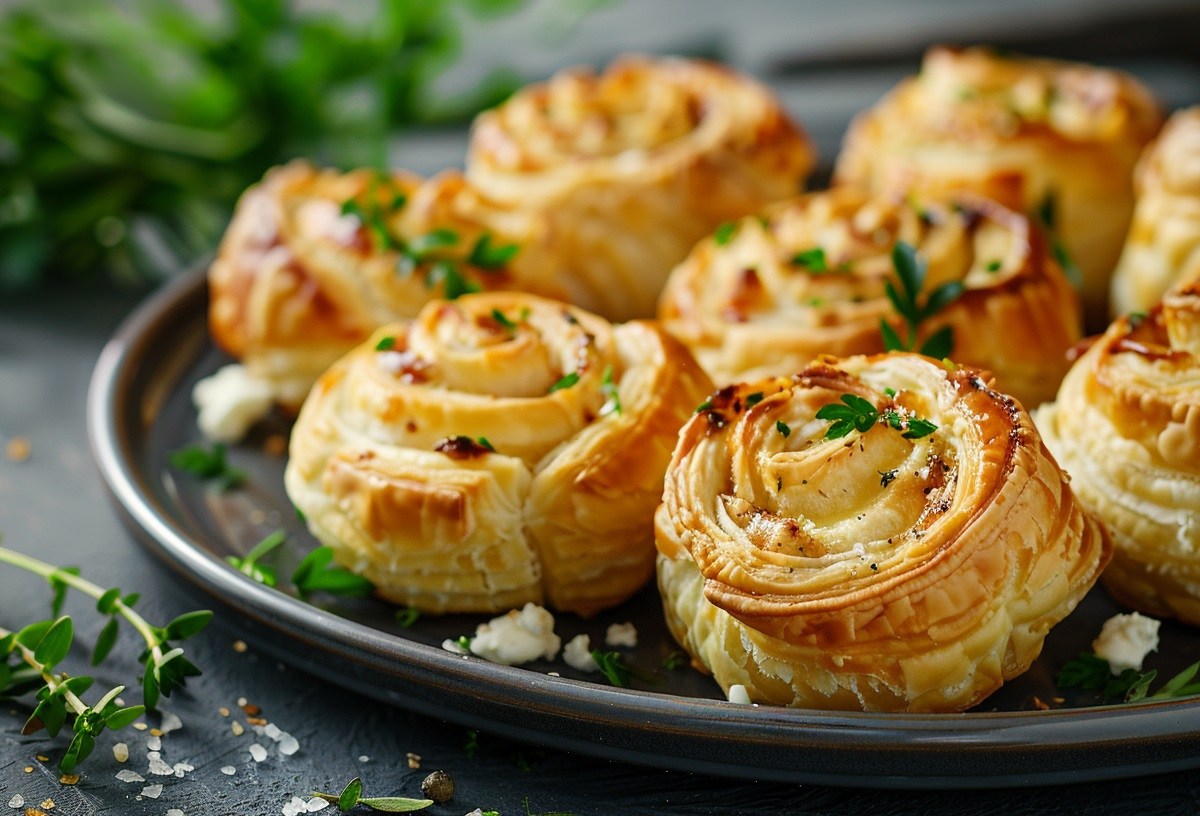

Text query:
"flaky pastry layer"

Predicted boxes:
[[467, 54, 817, 320], [208, 161, 561, 409], [656, 353, 1110, 711], [1111, 107, 1200, 316], [1038, 276, 1200, 624], [834, 45, 1162, 326], [658, 187, 1080, 407], [286, 292, 712, 616]]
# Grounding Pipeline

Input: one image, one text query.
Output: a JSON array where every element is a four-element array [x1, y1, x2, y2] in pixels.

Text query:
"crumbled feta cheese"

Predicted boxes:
[[112, 742, 129, 763], [469, 603, 561, 666], [605, 622, 638, 648], [192, 364, 275, 442], [249, 743, 268, 762], [727, 684, 752, 705], [563, 634, 599, 672], [442, 638, 470, 655], [140, 784, 163, 799], [1093, 612, 1160, 674]]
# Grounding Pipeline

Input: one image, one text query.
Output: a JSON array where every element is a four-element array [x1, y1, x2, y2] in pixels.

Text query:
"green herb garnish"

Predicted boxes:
[[425, 261, 480, 301], [475, 437, 496, 452], [312, 776, 432, 813], [775, 420, 792, 438], [226, 530, 286, 587], [882, 411, 938, 439], [599, 365, 622, 417], [791, 247, 829, 272], [985, 259, 1002, 273], [395, 608, 420, 628], [1034, 193, 1082, 289], [694, 400, 713, 413], [469, 233, 519, 269], [375, 335, 397, 351], [815, 394, 878, 440], [169, 443, 246, 491], [745, 392, 764, 408], [548, 372, 580, 393], [713, 221, 737, 245], [662, 650, 687, 671], [1057, 653, 1200, 704], [880, 240, 964, 359], [292, 547, 375, 599], [1128, 311, 1148, 329], [491, 309, 517, 332], [591, 650, 632, 687]]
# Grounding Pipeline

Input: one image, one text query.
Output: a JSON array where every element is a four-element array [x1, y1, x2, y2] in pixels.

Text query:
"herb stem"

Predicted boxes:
[[0, 545, 166, 666], [0, 632, 90, 717]]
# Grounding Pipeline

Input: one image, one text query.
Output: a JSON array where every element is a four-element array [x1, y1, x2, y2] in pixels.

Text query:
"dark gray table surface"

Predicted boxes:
[[2, 266, 1200, 816]]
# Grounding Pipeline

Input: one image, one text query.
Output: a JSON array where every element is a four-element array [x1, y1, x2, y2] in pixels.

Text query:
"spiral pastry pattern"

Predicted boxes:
[[209, 161, 561, 409], [1110, 107, 1200, 316], [658, 187, 1081, 407], [466, 54, 817, 321], [285, 292, 713, 616], [1038, 275, 1200, 624], [834, 45, 1162, 325], [656, 353, 1110, 711]]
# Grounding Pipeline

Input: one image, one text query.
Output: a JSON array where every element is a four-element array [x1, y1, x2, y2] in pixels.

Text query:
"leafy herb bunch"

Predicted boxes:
[[0, 0, 523, 290], [0, 544, 211, 772]]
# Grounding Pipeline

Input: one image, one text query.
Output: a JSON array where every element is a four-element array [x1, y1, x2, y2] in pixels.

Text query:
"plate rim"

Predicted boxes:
[[87, 267, 1200, 789]]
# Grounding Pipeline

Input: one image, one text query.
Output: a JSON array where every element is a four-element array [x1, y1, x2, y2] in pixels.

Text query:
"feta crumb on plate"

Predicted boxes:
[[192, 364, 275, 442], [469, 603, 561, 666], [1093, 612, 1161, 674], [605, 622, 638, 648], [563, 634, 599, 672]]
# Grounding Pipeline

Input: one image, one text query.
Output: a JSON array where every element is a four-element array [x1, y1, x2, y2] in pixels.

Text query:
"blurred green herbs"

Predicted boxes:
[[0, 0, 524, 290]]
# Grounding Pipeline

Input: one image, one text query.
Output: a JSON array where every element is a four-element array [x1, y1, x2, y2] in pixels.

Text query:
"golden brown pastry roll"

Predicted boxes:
[[834, 45, 1162, 325], [1037, 275, 1200, 624], [285, 292, 713, 616], [466, 54, 817, 321], [656, 353, 1110, 712], [208, 160, 562, 410], [658, 186, 1081, 407], [1110, 107, 1200, 316]]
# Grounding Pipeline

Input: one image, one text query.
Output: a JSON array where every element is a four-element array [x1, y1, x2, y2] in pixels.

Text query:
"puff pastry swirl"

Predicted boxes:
[[834, 45, 1162, 325], [285, 292, 712, 616], [209, 161, 560, 409], [656, 353, 1110, 711], [1038, 276, 1200, 624], [1110, 107, 1200, 316], [658, 187, 1081, 407], [466, 54, 817, 320]]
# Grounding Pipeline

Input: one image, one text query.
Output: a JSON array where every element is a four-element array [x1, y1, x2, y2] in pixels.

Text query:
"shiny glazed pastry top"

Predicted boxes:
[[1037, 275, 1200, 624], [208, 161, 561, 410], [655, 353, 1110, 712], [658, 186, 1081, 407], [466, 54, 817, 320], [1110, 107, 1200, 316], [285, 292, 713, 616], [834, 45, 1162, 325]]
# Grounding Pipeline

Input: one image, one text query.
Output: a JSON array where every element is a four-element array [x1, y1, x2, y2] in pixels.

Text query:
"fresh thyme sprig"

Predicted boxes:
[[292, 547, 375, 600], [0, 543, 211, 771], [1057, 653, 1200, 704], [169, 442, 246, 491], [226, 530, 286, 587], [880, 240, 964, 359], [599, 365, 622, 417], [590, 650, 632, 687], [312, 776, 432, 813], [816, 393, 938, 441]]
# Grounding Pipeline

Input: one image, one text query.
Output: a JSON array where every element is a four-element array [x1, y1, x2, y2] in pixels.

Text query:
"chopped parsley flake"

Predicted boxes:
[[375, 335, 396, 351], [791, 247, 829, 272], [745, 392, 764, 408], [599, 365, 622, 417], [548, 372, 580, 393], [469, 233, 519, 269], [713, 221, 737, 245], [775, 420, 791, 438]]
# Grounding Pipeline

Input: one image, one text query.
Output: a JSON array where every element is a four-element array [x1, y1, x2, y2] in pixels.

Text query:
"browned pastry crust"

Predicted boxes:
[[208, 161, 562, 409], [1111, 107, 1200, 316], [285, 292, 713, 616], [656, 353, 1110, 711], [659, 186, 1081, 407], [834, 45, 1162, 326], [1038, 274, 1200, 624], [466, 54, 817, 320]]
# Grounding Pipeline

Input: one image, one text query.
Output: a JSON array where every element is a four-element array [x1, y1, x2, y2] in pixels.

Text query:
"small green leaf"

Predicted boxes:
[[122, 592, 140, 608], [548, 372, 580, 393], [791, 247, 829, 272], [97, 587, 122, 615], [879, 319, 905, 352], [902, 418, 939, 439], [694, 400, 713, 413], [409, 228, 459, 257], [293, 547, 374, 598], [105, 705, 145, 730], [395, 607, 420, 628], [775, 420, 791, 438], [339, 777, 364, 810], [16, 619, 53, 649], [985, 259, 1002, 272], [92, 617, 120, 666], [891, 241, 925, 302], [425, 261, 480, 300], [599, 365, 622, 417], [60, 730, 95, 774], [376, 336, 397, 351], [491, 308, 517, 331], [662, 651, 686, 671], [713, 221, 736, 245], [165, 610, 213, 640], [1057, 653, 1111, 691], [469, 233, 519, 269], [591, 650, 631, 687], [24, 694, 66, 737], [744, 392, 764, 408], [143, 662, 161, 710], [359, 796, 435, 812], [169, 443, 245, 489], [918, 325, 955, 360], [48, 567, 80, 617], [34, 616, 73, 669]]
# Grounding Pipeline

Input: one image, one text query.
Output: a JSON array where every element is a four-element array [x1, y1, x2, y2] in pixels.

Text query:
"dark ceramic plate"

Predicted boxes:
[[88, 270, 1200, 789]]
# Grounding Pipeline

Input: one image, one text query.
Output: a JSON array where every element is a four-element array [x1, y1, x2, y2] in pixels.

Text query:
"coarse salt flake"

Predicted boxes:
[[278, 734, 300, 756], [305, 799, 329, 812], [249, 743, 268, 762], [173, 762, 195, 778], [282, 796, 308, 816], [140, 784, 163, 799], [148, 753, 174, 776], [220, 766, 236, 776], [116, 770, 145, 783], [112, 742, 129, 762], [167, 810, 184, 816], [8, 795, 24, 809], [264, 723, 283, 741], [147, 735, 162, 751], [160, 711, 183, 734], [727, 684, 752, 705]]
